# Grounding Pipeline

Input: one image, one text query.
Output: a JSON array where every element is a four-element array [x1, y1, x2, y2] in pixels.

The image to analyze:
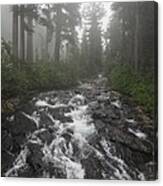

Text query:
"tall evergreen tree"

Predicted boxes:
[[82, 3, 105, 76], [20, 5, 25, 61], [25, 4, 38, 62], [106, 2, 155, 75], [12, 5, 19, 58], [52, 3, 81, 62]]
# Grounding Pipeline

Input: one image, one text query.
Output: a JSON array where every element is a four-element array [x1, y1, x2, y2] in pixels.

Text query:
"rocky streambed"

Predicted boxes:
[[1, 79, 157, 180]]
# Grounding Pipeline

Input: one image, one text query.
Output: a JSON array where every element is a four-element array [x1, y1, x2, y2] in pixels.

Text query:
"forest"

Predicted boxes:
[[1, 1, 157, 180], [1, 2, 157, 114]]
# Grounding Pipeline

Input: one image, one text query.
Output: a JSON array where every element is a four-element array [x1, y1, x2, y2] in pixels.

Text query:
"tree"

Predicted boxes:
[[39, 4, 54, 60], [25, 5, 38, 62], [106, 2, 155, 75], [20, 5, 25, 61], [12, 5, 19, 58], [82, 3, 105, 76], [52, 3, 81, 63], [80, 28, 89, 77]]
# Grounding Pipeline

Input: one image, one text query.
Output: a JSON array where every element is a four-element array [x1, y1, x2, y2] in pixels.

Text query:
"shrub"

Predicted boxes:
[[1, 40, 79, 100], [106, 63, 154, 115]]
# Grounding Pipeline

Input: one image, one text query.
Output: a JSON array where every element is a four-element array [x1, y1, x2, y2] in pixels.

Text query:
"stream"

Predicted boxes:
[[1, 78, 157, 180]]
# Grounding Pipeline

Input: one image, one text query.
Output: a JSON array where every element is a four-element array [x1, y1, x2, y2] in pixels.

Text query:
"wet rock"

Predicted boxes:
[[74, 89, 82, 94], [81, 152, 104, 179], [104, 124, 152, 154], [26, 142, 44, 171], [62, 132, 73, 143], [12, 112, 37, 135], [87, 133, 100, 146], [36, 129, 55, 145], [20, 102, 36, 115], [92, 109, 107, 119], [44, 162, 66, 178], [1, 150, 15, 176], [17, 165, 41, 178], [11, 135, 25, 153], [1, 131, 13, 151], [48, 107, 73, 123], [40, 112, 55, 128], [94, 120, 106, 131]]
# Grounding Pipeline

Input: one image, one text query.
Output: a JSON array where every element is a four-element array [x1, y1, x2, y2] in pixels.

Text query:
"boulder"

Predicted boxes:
[[11, 112, 37, 135], [36, 129, 55, 145], [26, 142, 44, 171]]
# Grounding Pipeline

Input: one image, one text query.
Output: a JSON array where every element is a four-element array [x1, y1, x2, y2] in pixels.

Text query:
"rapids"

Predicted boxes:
[[2, 79, 156, 180]]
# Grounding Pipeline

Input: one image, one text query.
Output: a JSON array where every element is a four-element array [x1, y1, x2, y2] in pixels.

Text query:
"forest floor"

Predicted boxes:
[[1, 77, 157, 180]]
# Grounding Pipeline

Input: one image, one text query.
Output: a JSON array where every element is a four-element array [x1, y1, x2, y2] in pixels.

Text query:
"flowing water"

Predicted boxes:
[[3, 80, 155, 180]]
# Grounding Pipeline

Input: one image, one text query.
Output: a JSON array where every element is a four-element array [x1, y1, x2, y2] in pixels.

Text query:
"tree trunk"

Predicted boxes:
[[12, 5, 18, 58], [20, 5, 25, 61], [46, 27, 49, 60], [54, 5, 62, 63], [27, 16, 33, 62], [134, 3, 139, 72]]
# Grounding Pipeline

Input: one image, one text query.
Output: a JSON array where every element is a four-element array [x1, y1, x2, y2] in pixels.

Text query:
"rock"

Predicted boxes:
[[114, 142, 153, 174], [92, 104, 121, 121], [74, 90, 82, 94], [26, 142, 44, 171], [1, 150, 15, 176], [36, 129, 55, 145], [20, 102, 36, 115], [94, 120, 106, 131], [62, 132, 72, 141], [104, 124, 152, 154], [12, 135, 25, 153], [44, 162, 66, 178], [48, 107, 73, 123], [92, 109, 107, 119], [40, 112, 55, 127], [1, 131, 13, 151], [81, 152, 104, 179], [12, 112, 37, 135]]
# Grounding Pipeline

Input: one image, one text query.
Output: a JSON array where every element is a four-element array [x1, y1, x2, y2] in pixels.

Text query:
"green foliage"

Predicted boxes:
[[106, 64, 154, 114], [1, 40, 79, 99]]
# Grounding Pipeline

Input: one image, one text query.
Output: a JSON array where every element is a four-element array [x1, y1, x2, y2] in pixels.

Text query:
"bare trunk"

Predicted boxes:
[[20, 5, 25, 61], [46, 27, 49, 60], [12, 5, 18, 58], [27, 16, 33, 62], [134, 3, 139, 72], [54, 5, 62, 63]]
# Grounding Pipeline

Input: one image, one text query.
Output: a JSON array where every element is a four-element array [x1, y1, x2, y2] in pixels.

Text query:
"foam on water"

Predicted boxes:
[[35, 100, 67, 109], [5, 92, 147, 180], [111, 100, 121, 108], [128, 128, 147, 139], [65, 105, 95, 138], [125, 118, 135, 124], [100, 139, 132, 180]]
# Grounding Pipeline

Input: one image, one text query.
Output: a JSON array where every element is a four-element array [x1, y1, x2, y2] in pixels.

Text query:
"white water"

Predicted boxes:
[[5, 91, 146, 180], [35, 100, 67, 109], [111, 100, 121, 109], [128, 128, 147, 139], [5, 94, 93, 178]]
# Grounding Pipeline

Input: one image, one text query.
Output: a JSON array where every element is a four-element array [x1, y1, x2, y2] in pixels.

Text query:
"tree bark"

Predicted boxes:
[[54, 5, 62, 63], [27, 16, 33, 62], [134, 3, 139, 72], [20, 5, 25, 61], [46, 27, 49, 60], [12, 5, 19, 58]]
